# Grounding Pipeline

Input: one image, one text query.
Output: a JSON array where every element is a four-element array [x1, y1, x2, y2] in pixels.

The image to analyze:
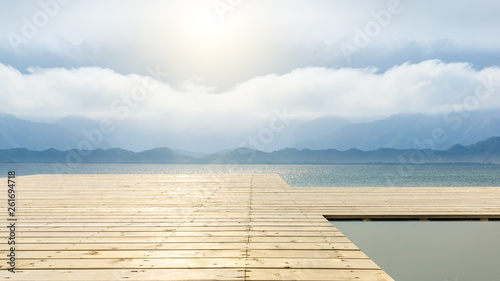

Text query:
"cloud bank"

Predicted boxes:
[[1, 60, 499, 129]]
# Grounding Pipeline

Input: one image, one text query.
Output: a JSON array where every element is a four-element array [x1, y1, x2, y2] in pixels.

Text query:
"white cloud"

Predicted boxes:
[[1, 60, 499, 130]]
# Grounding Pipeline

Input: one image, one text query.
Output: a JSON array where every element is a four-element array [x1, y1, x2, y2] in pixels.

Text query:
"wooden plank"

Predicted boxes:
[[0, 236, 249, 243], [247, 249, 370, 259], [0, 269, 245, 280], [2, 173, 499, 280], [2, 231, 345, 238], [0, 250, 246, 259], [246, 269, 394, 280], [8, 242, 359, 251], [5, 257, 380, 270]]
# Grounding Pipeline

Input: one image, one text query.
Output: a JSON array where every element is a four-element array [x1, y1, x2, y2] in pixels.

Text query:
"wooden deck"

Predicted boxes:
[[2, 174, 500, 280]]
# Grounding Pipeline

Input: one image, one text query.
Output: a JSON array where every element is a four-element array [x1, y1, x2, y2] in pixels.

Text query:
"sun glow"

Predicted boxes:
[[198, 12, 226, 43], [184, 8, 229, 47], [143, 1, 261, 87]]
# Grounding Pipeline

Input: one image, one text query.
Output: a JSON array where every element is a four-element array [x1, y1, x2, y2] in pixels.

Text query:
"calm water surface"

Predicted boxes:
[[332, 221, 500, 281], [1, 163, 500, 187]]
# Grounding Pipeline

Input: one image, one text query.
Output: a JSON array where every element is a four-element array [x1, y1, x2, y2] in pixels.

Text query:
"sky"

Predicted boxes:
[[1, 0, 500, 151]]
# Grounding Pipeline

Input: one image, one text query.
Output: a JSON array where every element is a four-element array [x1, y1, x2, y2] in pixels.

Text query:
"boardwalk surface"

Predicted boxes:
[[1, 174, 500, 280]]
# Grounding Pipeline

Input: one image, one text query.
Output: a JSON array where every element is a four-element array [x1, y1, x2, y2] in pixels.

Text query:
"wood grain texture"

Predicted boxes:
[[2, 174, 500, 280]]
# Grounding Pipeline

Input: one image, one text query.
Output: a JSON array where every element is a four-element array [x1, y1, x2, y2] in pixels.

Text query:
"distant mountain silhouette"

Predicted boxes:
[[1, 136, 499, 164], [0, 113, 77, 151], [2, 111, 500, 154], [0, 114, 115, 151], [293, 116, 352, 148], [293, 112, 500, 151]]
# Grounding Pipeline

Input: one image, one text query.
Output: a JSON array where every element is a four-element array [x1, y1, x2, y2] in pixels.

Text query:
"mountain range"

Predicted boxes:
[[1, 111, 500, 154], [293, 112, 500, 151], [1, 136, 499, 164]]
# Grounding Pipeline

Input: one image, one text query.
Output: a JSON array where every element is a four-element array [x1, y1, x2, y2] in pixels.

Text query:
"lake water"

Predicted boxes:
[[2, 163, 500, 280], [1, 163, 500, 187], [332, 221, 500, 281]]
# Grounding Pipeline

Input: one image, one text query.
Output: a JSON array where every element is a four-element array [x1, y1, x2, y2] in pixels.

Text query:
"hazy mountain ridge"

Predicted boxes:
[[0, 113, 78, 151], [0, 147, 191, 164], [294, 112, 500, 151], [2, 112, 500, 153], [1, 136, 499, 164]]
